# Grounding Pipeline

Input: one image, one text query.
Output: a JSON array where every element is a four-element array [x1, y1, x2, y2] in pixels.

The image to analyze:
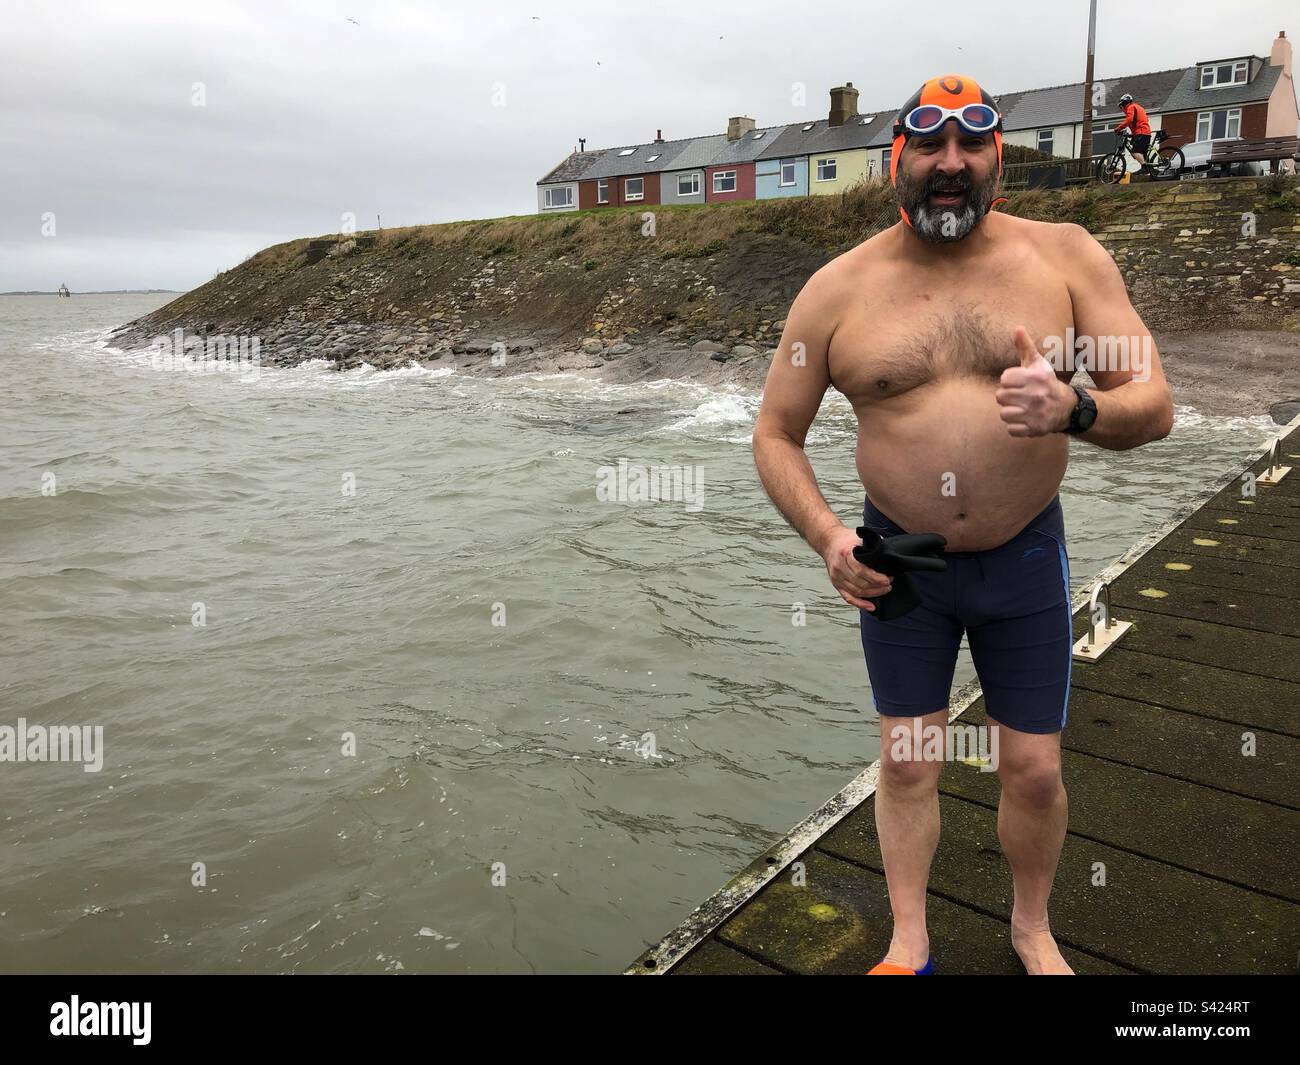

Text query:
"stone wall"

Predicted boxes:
[[1094, 177, 1300, 330]]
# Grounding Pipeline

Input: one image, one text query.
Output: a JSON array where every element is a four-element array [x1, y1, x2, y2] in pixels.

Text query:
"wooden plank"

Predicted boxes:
[[1106, 567, 1300, 637], [1068, 647, 1300, 736], [1122, 548, 1300, 601], [1072, 607, 1300, 682], [671, 939, 784, 975], [1182, 506, 1300, 544], [1151, 527, 1300, 570]]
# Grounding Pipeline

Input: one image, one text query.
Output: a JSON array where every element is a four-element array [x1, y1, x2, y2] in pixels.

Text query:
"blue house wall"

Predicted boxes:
[[755, 156, 807, 199]]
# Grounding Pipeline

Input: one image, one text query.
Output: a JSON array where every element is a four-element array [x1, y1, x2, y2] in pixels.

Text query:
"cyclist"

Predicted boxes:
[[1113, 92, 1152, 174]]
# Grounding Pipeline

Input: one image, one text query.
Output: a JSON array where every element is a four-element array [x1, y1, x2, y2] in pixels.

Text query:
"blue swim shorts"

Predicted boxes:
[[858, 494, 1073, 734]]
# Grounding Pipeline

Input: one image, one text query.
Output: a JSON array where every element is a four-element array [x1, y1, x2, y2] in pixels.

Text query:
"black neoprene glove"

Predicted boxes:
[[853, 528, 949, 620]]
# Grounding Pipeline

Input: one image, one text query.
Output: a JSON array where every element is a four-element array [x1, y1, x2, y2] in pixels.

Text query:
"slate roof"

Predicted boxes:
[[1161, 60, 1282, 112], [577, 136, 696, 181], [657, 133, 729, 171], [707, 124, 797, 166], [537, 149, 607, 185], [759, 112, 891, 160]]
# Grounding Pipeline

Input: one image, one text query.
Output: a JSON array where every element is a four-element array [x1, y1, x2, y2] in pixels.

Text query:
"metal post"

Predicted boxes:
[[1080, 0, 1098, 162]]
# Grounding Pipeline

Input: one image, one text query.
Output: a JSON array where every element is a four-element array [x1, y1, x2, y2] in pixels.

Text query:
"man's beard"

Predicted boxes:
[[895, 165, 999, 243]]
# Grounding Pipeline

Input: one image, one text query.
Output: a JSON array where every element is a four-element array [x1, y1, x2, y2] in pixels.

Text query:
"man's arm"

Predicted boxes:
[[752, 266, 893, 612], [751, 268, 842, 555], [1056, 223, 1175, 449]]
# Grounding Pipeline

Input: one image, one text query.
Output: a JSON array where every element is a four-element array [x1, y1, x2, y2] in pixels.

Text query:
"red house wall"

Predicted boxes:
[[578, 173, 661, 209], [704, 162, 755, 202], [1159, 101, 1269, 148]]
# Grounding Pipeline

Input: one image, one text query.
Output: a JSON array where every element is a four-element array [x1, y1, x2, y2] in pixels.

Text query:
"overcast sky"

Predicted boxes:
[[1, 0, 1294, 291]]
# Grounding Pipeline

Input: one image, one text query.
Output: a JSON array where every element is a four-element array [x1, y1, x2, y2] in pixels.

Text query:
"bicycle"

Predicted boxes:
[[1095, 130, 1185, 184]]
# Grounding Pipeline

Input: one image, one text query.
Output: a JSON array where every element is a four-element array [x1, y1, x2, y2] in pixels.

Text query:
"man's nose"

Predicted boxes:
[[934, 140, 968, 172]]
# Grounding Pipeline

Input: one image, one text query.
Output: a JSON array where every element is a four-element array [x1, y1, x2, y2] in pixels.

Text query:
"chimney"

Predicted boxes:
[[828, 82, 859, 127], [655, 129, 664, 142], [1270, 30, 1292, 76], [727, 115, 756, 141], [579, 137, 586, 151]]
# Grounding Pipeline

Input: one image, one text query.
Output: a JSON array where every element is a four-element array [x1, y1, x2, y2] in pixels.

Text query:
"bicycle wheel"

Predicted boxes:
[[1095, 153, 1124, 184], [1160, 148, 1185, 176]]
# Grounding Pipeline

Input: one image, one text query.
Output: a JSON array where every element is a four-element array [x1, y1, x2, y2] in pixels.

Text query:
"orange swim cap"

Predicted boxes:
[[890, 74, 1003, 229]]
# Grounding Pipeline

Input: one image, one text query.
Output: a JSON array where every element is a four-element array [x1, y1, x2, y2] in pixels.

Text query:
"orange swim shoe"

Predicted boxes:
[[867, 956, 934, 975]]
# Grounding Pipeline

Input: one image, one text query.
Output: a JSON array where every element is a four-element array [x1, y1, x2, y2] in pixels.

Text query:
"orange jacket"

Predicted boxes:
[[1114, 101, 1151, 136]]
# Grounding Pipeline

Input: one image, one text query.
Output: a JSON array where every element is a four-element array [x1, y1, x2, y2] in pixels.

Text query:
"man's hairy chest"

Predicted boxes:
[[827, 269, 1075, 404]]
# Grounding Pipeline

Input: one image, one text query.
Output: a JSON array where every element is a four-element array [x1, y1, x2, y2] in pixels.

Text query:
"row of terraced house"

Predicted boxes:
[[536, 30, 1297, 213]]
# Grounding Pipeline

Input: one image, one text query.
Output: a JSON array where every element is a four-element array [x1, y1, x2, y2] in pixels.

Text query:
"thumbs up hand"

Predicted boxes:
[[996, 326, 1074, 437]]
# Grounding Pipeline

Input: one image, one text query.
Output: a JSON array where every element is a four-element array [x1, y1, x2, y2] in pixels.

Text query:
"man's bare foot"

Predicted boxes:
[[877, 932, 930, 972], [1011, 920, 1074, 974]]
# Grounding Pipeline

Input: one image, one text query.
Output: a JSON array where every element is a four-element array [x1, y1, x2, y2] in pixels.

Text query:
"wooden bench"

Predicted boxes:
[[1208, 136, 1299, 175]]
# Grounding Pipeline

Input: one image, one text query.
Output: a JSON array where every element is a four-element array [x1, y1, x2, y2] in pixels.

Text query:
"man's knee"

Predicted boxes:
[[997, 757, 1063, 808], [879, 712, 947, 789]]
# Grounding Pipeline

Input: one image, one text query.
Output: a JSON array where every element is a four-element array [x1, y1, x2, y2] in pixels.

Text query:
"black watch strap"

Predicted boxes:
[[1065, 386, 1098, 434]]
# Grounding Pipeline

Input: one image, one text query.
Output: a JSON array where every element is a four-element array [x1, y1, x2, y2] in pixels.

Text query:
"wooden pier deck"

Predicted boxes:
[[628, 417, 1300, 976]]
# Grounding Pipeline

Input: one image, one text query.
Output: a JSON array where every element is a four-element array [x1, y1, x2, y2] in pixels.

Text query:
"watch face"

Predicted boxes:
[[1078, 404, 1097, 430]]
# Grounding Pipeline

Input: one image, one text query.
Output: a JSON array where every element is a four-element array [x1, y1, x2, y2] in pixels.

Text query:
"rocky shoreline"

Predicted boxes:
[[108, 313, 785, 390]]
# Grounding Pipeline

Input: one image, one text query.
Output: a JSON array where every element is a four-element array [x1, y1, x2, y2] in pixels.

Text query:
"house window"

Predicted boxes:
[[779, 160, 796, 186], [1037, 129, 1054, 155], [816, 157, 837, 181], [677, 173, 699, 196], [1200, 61, 1248, 88], [597, 178, 609, 204], [543, 186, 574, 209], [713, 170, 737, 193], [625, 176, 644, 201], [1196, 108, 1241, 141]]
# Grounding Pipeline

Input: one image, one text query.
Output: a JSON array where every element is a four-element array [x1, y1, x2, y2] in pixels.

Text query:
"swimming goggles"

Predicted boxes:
[[898, 103, 1000, 137]]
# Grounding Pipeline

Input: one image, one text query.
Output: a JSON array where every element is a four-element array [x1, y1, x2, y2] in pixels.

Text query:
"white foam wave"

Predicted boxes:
[[1171, 404, 1278, 433]]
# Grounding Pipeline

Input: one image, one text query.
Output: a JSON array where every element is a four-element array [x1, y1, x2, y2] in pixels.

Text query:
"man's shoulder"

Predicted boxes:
[[812, 225, 899, 283], [989, 211, 1097, 252]]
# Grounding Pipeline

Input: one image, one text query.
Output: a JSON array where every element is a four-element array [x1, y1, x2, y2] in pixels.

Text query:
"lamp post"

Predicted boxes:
[[1080, 0, 1098, 161]]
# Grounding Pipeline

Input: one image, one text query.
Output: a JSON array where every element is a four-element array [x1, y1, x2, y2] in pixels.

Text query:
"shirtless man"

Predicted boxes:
[[751, 74, 1174, 975]]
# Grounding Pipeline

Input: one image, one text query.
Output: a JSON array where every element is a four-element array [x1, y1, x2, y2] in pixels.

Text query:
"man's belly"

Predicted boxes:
[[853, 381, 1069, 551]]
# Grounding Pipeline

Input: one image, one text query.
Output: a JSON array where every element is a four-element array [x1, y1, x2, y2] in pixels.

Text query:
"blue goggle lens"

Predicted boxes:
[[960, 104, 997, 129]]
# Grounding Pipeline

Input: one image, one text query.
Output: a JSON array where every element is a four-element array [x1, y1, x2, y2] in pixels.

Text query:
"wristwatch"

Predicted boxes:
[[1063, 385, 1098, 434]]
